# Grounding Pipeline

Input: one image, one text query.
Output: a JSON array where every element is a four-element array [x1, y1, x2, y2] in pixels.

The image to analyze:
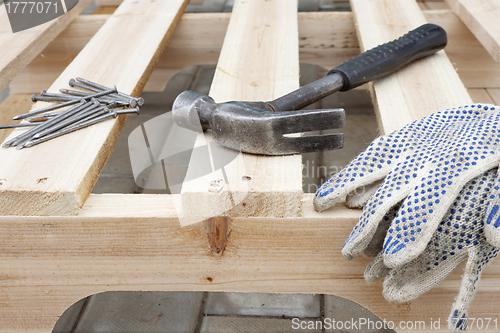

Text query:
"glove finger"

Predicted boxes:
[[383, 249, 467, 303], [342, 158, 422, 260], [484, 170, 500, 247], [383, 166, 500, 268], [448, 246, 499, 332], [364, 203, 401, 257], [314, 136, 396, 212], [364, 251, 390, 283], [346, 179, 384, 209]]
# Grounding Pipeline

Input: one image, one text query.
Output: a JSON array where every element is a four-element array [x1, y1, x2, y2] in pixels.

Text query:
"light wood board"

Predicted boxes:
[[96, 0, 204, 6], [9, 15, 110, 94], [0, 94, 32, 144], [10, 10, 500, 95], [424, 9, 500, 88], [0, 194, 498, 332], [0, 0, 94, 92], [179, 0, 303, 220], [446, 0, 500, 63], [350, 0, 472, 134], [0, 0, 189, 216]]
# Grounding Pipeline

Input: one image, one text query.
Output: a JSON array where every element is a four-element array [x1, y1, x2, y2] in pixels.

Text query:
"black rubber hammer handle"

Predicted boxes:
[[328, 23, 447, 91]]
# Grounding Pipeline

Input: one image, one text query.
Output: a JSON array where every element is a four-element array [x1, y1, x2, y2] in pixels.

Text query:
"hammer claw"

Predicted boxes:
[[272, 108, 345, 135], [280, 133, 344, 154]]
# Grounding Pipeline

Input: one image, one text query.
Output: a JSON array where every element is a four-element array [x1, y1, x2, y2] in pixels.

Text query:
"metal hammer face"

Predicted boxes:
[[172, 91, 345, 155]]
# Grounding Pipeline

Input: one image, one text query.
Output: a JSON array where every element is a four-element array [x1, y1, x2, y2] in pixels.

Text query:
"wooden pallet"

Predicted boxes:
[[1, 0, 500, 331]]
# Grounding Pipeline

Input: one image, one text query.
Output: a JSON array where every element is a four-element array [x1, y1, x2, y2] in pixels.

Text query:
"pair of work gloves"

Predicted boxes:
[[314, 104, 500, 332]]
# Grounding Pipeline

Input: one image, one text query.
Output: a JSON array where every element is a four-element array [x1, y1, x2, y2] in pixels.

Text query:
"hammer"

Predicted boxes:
[[172, 24, 447, 155]]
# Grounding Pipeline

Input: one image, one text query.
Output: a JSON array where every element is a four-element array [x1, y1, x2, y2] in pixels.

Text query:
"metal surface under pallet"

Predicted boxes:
[[0, 0, 500, 332]]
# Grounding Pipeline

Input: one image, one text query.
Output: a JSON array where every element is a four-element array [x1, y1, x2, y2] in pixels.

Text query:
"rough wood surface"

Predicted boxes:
[[0, 194, 498, 332], [10, 10, 500, 94], [350, 0, 472, 134], [0, 95, 33, 144], [9, 15, 110, 94], [0, 0, 189, 216], [0, 0, 94, 92], [446, 0, 500, 63], [179, 0, 303, 221], [424, 9, 500, 88], [96, 0, 203, 6]]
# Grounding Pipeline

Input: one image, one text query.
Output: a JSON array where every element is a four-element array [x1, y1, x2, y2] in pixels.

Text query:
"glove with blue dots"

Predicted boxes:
[[364, 168, 499, 332], [484, 171, 500, 247], [313, 104, 500, 269]]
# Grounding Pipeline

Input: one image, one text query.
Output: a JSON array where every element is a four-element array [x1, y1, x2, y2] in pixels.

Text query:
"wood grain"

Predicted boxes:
[[0, 95, 33, 144], [0, 0, 189, 216], [0, 194, 498, 332], [96, 0, 203, 6], [0, 0, 94, 92], [446, 0, 500, 62], [350, 0, 472, 135], [179, 0, 303, 221], [10, 10, 500, 95], [9, 15, 110, 94]]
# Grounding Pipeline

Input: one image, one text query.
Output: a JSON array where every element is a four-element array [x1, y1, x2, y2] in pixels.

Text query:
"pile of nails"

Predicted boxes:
[[1, 77, 142, 150]]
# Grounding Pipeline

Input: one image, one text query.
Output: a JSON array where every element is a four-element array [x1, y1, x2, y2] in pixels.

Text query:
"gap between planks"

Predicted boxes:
[[9, 10, 500, 95]]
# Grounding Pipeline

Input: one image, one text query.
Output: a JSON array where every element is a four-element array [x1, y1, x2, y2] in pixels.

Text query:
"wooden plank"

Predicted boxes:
[[419, 1, 450, 10], [0, 0, 94, 92], [95, 0, 123, 6], [446, 0, 500, 63], [487, 88, 500, 104], [9, 15, 110, 94], [0, 0, 189, 216], [11, 10, 500, 95], [0, 194, 498, 332], [179, 0, 303, 220], [424, 9, 500, 88], [145, 13, 229, 92], [350, 0, 472, 134], [468, 88, 494, 104], [0, 95, 33, 144], [92, 6, 117, 15], [96, 0, 203, 6]]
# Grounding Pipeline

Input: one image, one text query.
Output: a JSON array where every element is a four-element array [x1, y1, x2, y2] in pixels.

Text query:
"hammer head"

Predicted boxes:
[[172, 91, 345, 155]]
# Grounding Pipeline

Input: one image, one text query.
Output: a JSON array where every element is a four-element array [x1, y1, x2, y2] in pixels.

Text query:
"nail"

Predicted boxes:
[[26, 113, 61, 123], [117, 107, 140, 116], [50, 90, 123, 106], [14, 99, 82, 120], [14, 87, 116, 120], [61, 87, 132, 106], [0, 122, 43, 130], [23, 107, 140, 148], [33, 104, 106, 139], [10, 101, 89, 146], [32, 94, 77, 103], [59, 88, 92, 97], [76, 77, 144, 106], [67, 80, 135, 107]]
